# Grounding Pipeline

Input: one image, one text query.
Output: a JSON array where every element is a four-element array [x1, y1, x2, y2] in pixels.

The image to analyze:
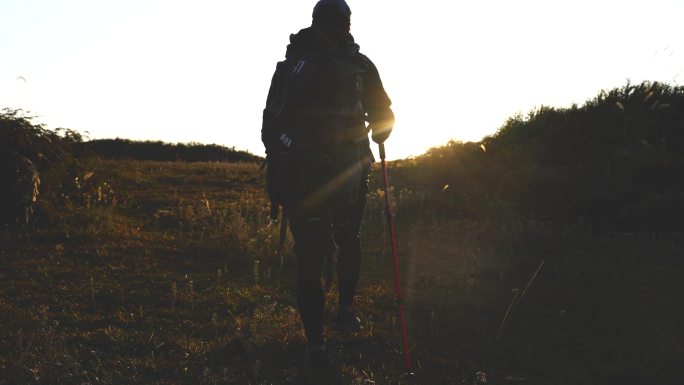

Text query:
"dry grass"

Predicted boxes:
[[1, 159, 683, 384]]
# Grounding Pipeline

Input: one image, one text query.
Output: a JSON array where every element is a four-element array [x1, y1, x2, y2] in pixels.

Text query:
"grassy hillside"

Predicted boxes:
[[1, 161, 682, 384], [1, 83, 683, 384]]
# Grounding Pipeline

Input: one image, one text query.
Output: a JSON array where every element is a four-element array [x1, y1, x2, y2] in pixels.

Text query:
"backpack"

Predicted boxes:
[[263, 52, 367, 213]]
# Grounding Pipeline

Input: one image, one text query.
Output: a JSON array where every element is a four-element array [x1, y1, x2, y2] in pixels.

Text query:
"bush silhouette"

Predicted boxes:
[[79, 139, 262, 163], [409, 81, 684, 232], [0, 109, 83, 226]]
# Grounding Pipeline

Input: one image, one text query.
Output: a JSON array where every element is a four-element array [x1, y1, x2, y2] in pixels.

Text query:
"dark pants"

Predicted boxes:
[[287, 193, 366, 347]]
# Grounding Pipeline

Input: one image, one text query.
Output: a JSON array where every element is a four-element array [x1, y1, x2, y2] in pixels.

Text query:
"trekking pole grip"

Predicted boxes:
[[379, 143, 386, 160]]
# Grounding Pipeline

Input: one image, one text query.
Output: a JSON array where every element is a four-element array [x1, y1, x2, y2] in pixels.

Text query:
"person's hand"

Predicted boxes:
[[370, 124, 392, 144]]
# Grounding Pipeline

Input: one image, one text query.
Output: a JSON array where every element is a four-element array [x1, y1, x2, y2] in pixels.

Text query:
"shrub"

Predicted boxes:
[[0, 108, 83, 226]]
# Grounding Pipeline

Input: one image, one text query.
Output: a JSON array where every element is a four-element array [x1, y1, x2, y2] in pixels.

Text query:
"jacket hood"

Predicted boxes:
[[285, 27, 360, 59]]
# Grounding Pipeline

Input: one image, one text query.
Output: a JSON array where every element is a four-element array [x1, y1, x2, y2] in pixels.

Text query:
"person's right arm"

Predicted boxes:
[[358, 54, 394, 144]]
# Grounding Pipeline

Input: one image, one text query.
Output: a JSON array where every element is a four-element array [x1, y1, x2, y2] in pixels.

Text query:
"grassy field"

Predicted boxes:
[[1, 159, 683, 385]]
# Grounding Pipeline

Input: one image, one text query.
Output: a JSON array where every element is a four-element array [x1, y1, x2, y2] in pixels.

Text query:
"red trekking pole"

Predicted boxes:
[[378, 143, 414, 377]]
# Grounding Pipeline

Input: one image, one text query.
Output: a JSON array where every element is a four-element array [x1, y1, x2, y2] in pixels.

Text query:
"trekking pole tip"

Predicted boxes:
[[402, 370, 416, 379]]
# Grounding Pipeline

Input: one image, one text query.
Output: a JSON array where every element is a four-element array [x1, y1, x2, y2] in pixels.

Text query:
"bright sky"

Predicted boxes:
[[1, 0, 683, 160]]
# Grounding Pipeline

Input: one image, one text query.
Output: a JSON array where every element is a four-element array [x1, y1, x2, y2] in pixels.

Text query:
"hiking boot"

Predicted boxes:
[[301, 346, 342, 385], [334, 308, 362, 333]]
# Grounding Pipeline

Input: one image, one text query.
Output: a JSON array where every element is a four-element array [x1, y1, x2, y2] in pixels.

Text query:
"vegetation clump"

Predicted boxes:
[[0, 109, 83, 226], [401, 81, 684, 232]]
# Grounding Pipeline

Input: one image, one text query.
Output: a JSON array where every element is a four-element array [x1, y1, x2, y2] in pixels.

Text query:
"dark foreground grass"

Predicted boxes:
[[1, 159, 682, 384]]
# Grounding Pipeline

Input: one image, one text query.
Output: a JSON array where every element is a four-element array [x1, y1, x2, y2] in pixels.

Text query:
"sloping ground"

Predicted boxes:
[[400, 219, 684, 384], [0, 160, 408, 384], [2, 159, 683, 384]]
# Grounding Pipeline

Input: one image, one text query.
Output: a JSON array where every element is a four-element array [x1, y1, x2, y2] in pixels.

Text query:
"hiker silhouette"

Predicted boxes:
[[261, 0, 394, 380]]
